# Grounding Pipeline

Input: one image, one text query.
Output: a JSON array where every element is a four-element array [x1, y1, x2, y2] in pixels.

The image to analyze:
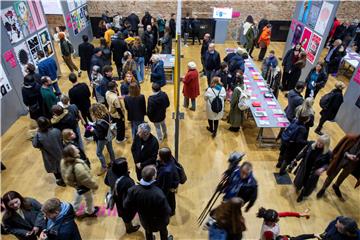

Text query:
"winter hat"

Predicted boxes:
[[188, 61, 197, 69]]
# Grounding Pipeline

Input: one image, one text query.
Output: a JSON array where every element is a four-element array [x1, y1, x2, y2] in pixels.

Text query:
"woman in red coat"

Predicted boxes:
[[183, 61, 200, 111]]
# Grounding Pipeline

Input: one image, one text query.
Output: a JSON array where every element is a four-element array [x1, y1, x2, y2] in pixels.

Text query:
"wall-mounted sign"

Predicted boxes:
[[213, 7, 233, 19]]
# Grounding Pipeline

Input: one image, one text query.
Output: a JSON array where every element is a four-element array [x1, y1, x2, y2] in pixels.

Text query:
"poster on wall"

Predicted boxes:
[[3, 50, 17, 68], [314, 2, 334, 35], [67, 0, 86, 12], [0, 64, 13, 100], [26, 35, 44, 64], [306, 1, 322, 29], [14, 41, 33, 76], [298, 0, 312, 23], [354, 67, 360, 85], [14, 1, 36, 36], [300, 27, 312, 51], [307, 32, 322, 64], [83, 5, 90, 22], [38, 29, 54, 57], [1, 7, 24, 44], [291, 22, 304, 47], [27, 0, 46, 30], [71, 10, 79, 35]]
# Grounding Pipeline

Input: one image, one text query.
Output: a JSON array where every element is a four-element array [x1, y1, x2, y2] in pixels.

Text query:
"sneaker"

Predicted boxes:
[[206, 127, 213, 133], [315, 130, 323, 136], [116, 137, 127, 143], [296, 194, 304, 202], [97, 167, 107, 176], [332, 184, 343, 199], [85, 136, 94, 141], [168, 235, 174, 240], [189, 107, 195, 111], [78, 70, 82, 77]]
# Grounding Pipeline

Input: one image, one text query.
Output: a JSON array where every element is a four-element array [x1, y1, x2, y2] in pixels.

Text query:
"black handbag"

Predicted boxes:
[[72, 163, 90, 195]]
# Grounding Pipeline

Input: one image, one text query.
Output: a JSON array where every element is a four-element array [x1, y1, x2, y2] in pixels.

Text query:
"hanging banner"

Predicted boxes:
[[0, 63, 13, 100], [1, 7, 24, 44], [314, 2, 334, 35], [307, 32, 322, 64]]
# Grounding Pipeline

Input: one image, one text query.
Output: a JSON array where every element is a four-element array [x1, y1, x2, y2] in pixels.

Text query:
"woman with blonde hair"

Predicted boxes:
[[122, 51, 138, 82], [292, 134, 332, 202], [121, 71, 138, 96], [89, 103, 116, 175], [204, 76, 226, 137], [295, 97, 315, 138]]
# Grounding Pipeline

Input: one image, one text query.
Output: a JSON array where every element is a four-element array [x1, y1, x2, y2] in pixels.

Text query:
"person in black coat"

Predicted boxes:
[[2, 191, 45, 240], [160, 27, 172, 54], [156, 148, 179, 216], [304, 63, 328, 99], [151, 18, 158, 51], [127, 12, 140, 35], [191, 15, 201, 45], [68, 73, 92, 123], [123, 166, 173, 240], [104, 158, 140, 233], [215, 62, 232, 90], [110, 32, 128, 78], [285, 82, 305, 122], [315, 82, 345, 136], [281, 44, 301, 91], [142, 25, 154, 66], [287, 51, 307, 91], [141, 11, 153, 31], [200, 33, 211, 73], [169, 13, 176, 39], [39, 198, 81, 240], [78, 35, 94, 80], [318, 216, 360, 240], [131, 123, 159, 181], [147, 83, 170, 141], [292, 135, 332, 202], [204, 43, 221, 86], [22, 74, 43, 120], [24, 63, 41, 85], [90, 48, 105, 74], [324, 40, 346, 76]]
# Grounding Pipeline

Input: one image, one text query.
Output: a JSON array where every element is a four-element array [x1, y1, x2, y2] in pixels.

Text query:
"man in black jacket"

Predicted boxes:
[[324, 39, 346, 76], [127, 12, 140, 36], [169, 13, 176, 38], [285, 82, 305, 122], [110, 32, 128, 78], [191, 15, 201, 45], [123, 166, 173, 240], [90, 48, 105, 74], [78, 35, 94, 80], [200, 33, 211, 73], [68, 73, 92, 123], [131, 123, 159, 180], [142, 25, 154, 66], [142, 11, 152, 32], [204, 43, 221, 86], [147, 83, 170, 141]]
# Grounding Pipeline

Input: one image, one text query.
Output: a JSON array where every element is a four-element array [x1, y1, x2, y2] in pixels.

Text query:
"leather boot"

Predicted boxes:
[[125, 222, 140, 234]]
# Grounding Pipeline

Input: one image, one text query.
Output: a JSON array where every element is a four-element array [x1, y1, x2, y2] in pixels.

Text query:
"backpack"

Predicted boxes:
[[252, 26, 259, 38], [236, 86, 250, 110], [105, 176, 124, 210], [210, 88, 223, 113], [319, 91, 334, 109], [281, 120, 305, 143], [67, 40, 74, 54], [99, 119, 117, 142], [174, 160, 187, 184]]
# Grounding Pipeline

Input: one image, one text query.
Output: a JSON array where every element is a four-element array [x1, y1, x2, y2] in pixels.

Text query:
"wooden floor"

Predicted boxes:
[[1, 40, 359, 240]]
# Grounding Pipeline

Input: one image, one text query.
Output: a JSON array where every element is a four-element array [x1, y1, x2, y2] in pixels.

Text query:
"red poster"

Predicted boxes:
[[354, 67, 360, 85], [300, 27, 312, 51], [307, 32, 322, 64]]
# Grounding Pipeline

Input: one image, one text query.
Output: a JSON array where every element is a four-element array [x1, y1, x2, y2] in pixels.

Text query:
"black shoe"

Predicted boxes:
[[315, 130, 324, 136], [125, 223, 140, 234], [189, 107, 195, 111], [212, 131, 217, 138], [297, 193, 304, 202], [332, 184, 343, 198], [275, 162, 282, 168], [87, 206, 100, 217], [56, 180, 66, 187], [316, 189, 325, 198], [206, 127, 213, 133], [168, 235, 174, 240]]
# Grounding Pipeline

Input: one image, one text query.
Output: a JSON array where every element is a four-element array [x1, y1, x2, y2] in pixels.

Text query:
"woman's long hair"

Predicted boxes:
[[90, 103, 109, 120], [2, 191, 31, 216], [296, 97, 314, 118], [312, 134, 331, 154]]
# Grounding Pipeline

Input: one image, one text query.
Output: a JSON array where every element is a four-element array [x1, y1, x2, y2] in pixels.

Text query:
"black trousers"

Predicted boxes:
[[258, 47, 267, 61], [145, 226, 168, 240], [115, 62, 123, 79], [54, 172, 63, 181], [192, 32, 201, 44], [208, 120, 219, 134], [281, 71, 290, 91], [166, 191, 176, 215], [315, 115, 328, 132], [80, 108, 92, 124], [112, 117, 125, 141]]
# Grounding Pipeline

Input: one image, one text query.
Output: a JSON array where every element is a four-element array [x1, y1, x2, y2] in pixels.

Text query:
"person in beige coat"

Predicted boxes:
[[61, 144, 99, 218]]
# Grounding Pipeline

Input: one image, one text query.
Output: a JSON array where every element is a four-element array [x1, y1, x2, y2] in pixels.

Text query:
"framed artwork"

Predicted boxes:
[[38, 29, 54, 58], [1, 7, 24, 44], [307, 32, 322, 64], [26, 35, 44, 64], [314, 2, 334, 35], [291, 23, 304, 47], [71, 10, 79, 35], [0, 63, 13, 100], [13, 1, 36, 36], [42, 42, 54, 57], [300, 27, 312, 51], [27, 0, 46, 30], [298, 0, 312, 23], [39, 29, 50, 45], [14, 41, 33, 76]]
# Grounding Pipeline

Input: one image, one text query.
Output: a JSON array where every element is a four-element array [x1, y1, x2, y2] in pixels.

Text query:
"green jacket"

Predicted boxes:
[[60, 39, 72, 56], [40, 87, 57, 113], [228, 85, 245, 127], [158, 19, 166, 33]]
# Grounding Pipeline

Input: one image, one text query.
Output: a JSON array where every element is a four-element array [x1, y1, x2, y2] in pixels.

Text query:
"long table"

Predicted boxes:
[[226, 48, 290, 147], [340, 48, 360, 77], [155, 54, 175, 83]]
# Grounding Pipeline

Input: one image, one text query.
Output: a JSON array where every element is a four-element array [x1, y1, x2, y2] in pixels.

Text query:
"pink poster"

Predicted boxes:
[[290, 19, 300, 31], [354, 67, 360, 85], [307, 32, 322, 64], [27, 0, 46, 30], [3, 49, 17, 68], [66, 14, 72, 29], [300, 27, 312, 51]]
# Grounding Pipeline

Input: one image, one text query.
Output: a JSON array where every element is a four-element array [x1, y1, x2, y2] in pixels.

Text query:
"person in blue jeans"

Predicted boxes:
[[132, 37, 146, 83], [37, 51, 61, 96], [89, 103, 116, 176]]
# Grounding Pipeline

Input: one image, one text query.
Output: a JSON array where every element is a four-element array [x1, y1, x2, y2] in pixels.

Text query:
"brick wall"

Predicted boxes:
[[88, 0, 359, 40], [45, 14, 65, 35]]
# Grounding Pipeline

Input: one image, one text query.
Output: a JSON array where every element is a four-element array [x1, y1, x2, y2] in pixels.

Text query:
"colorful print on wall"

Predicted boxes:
[[67, 0, 86, 12], [38, 29, 54, 58], [27, 0, 46, 30], [71, 9, 79, 35], [291, 22, 304, 47], [314, 2, 334, 35], [307, 32, 322, 64], [14, 41, 33, 76], [3, 50, 17, 68], [306, 1, 322, 29], [298, 0, 312, 23], [26, 35, 44, 64], [70, 5, 89, 35], [39, 28, 50, 45], [0, 63, 13, 100], [1, 7, 24, 44], [300, 27, 312, 51], [14, 1, 36, 36], [354, 67, 360, 85]]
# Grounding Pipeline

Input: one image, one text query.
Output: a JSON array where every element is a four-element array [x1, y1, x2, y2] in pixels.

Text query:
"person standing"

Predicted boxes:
[[281, 44, 301, 91], [104, 24, 115, 47], [33, 117, 65, 186], [68, 73, 92, 124], [204, 43, 221, 86], [204, 77, 226, 138], [228, 73, 245, 132], [324, 39, 346, 76], [131, 123, 159, 180], [78, 35, 94, 80], [122, 51, 138, 82], [22, 74, 43, 122], [150, 55, 166, 87], [295, 97, 315, 139], [61, 144, 100, 218], [124, 83, 146, 138], [131, 37, 146, 82], [110, 32, 128, 78], [326, 17, 341, 47], [243, 15, 254, 47], [287, 51, 307, 91], [37, 51, 61, 96], [169, 13, 176, 39], [89, 103, 116, 176], [123, 166, 173, 240], [256, 15, 269, 47], [191, 15, 201, 45], [156, 148, 179, 216], [99, 38, 112, 67], [58, 32, 81, 77], [182, 13, 191, 46], [40, 76, 58, 118], [157, 14, 166, 39], [261, 50, 278, 80], [183, 61, 200, 111], [151, 18, 159, 51], [304, 62, 328, 99], [106, 81, 127, 143], [200, 33, 212, 74], [90, 48, 105, 74], [285, 82, 305, 122], [142, 25, 154, 66], [24, 63, 41, 85], [317, 134, 360, 199], [39, 198, 81, 240], [257, 24, 272, 61], [127, 11, 140, 36], [147, 83, 170, 141], [142, 11, 153, 31], [292, 134, 332, 202], [160, 27, 172, 54], [245, 20, 257, 58], [121, 72, 137, 96], [314, 82, 345, 135]]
